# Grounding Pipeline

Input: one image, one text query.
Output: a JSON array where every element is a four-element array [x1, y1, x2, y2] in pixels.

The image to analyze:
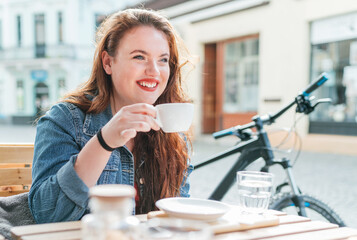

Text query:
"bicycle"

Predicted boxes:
[[193, 72, 346, 226]]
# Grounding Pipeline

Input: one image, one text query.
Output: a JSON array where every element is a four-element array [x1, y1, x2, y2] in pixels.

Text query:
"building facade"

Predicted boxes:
[[1, 0, 356, 153], [137, 0, 357, 154], [0, 0, 139, 124]]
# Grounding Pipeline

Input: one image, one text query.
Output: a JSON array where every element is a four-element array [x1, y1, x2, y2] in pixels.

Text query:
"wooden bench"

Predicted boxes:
[[0, 143, 34, 197]]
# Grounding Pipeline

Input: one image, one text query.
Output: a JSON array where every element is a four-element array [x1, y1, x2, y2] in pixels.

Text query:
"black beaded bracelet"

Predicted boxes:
[[97, 128, 116, 152]]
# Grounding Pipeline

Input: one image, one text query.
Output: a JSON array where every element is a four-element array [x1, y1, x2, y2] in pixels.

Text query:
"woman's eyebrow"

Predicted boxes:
[[130, 49, 169, 57], [160, 53, 170, 57], [130, 49, 147, 55]]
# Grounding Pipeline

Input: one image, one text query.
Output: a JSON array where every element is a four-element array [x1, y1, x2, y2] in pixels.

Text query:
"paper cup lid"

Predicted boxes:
[[89, 184, 136, 199]]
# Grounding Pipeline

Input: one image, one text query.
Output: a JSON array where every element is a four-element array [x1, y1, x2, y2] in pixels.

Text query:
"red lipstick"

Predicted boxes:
[[136, 78, 159, 92]]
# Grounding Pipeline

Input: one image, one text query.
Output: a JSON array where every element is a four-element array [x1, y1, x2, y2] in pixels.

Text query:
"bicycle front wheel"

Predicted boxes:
[[270, 193, 345, 227]]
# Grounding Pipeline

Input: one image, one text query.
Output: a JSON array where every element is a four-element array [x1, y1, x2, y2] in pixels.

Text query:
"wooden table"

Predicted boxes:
[[11, 211, 357, 240]]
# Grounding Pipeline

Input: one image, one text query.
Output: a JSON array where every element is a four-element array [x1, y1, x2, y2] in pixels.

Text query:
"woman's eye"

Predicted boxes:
[[160, 58, 169, 63], [133, 55, 144, 60]]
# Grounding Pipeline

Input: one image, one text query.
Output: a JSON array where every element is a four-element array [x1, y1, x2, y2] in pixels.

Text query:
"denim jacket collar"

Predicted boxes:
[[83, 104, 113, 137]]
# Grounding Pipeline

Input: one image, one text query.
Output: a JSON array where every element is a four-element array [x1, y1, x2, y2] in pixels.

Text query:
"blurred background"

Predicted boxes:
[[0, 0, 356, 227], [0, 0, 357, 153]]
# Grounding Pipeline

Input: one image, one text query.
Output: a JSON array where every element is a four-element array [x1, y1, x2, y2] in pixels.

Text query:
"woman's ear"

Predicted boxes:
[[102, 51, 112, 75]]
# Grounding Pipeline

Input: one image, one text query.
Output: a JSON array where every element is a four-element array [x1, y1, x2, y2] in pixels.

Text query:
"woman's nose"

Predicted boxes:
[[145, 60, 160, 77]]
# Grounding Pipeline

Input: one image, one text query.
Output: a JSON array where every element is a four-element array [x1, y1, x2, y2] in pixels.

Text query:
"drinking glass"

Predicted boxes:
[[237, 171, 274, 214]]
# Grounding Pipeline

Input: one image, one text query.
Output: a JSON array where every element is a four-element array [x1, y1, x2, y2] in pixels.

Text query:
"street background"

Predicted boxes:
[[0, 124, 356, 228]]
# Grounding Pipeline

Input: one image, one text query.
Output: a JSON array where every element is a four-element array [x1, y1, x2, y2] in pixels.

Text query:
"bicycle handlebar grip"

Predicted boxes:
[[212, 128, 235, 139], [302, 72, 328, 96]]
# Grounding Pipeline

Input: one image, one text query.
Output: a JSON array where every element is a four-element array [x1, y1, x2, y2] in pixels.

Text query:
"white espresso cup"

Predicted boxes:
[[155, 103, 194, 133]]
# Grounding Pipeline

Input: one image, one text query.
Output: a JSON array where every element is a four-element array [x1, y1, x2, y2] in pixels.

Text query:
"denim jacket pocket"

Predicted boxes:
[[97, 163, 119, 185]]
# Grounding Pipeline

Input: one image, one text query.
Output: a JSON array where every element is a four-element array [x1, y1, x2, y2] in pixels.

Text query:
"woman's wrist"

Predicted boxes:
[[97, 128, 116, 152]]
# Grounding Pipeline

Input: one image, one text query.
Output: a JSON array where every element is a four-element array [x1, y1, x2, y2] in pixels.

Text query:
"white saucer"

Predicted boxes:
[[155, 197, 230, 221]]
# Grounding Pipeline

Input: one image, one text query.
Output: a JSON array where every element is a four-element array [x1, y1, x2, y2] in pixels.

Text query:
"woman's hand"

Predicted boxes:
[[101, 103, 160, 148]]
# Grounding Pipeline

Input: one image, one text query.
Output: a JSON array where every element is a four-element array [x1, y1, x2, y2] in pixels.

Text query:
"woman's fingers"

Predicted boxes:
[[125, 121, 152, 133], [103, 103, 162, 148], [126, 113, 160, 131], [118, 104, 160, 131], [120, 103, 157, 118], [116, 121, 153, 146], [120, 129, 137, 140]]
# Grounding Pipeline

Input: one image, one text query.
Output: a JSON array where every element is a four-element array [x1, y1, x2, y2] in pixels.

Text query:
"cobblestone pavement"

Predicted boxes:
[[190, 135, 357, 228], [1, 124, 356, 228]]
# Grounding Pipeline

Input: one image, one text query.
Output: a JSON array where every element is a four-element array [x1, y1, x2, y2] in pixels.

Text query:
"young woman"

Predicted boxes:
[[29, 8, 194, 223]]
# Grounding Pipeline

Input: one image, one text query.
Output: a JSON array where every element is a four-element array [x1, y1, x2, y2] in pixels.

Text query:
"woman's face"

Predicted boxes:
[[102, 25, 170, 109]]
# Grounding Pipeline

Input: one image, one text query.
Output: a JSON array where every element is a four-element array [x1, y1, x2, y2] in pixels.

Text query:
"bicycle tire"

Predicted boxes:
[[270, 193, 345, 227]]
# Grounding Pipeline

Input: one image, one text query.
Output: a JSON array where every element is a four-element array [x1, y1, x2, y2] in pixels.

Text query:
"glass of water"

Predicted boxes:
[[237, 171, 274, 214]]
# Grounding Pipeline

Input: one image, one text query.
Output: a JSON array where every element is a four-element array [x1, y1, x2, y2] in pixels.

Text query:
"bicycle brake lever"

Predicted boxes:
[[312, 98, 332, 107], [295, 94, 331, 114], [307, 98, 332, 114]]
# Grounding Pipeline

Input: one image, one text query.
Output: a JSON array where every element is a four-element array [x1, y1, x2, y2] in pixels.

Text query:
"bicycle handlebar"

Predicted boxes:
[[302, 72, 328, 96], [212, 127, 236, 139], [213, 72, 329, 139]]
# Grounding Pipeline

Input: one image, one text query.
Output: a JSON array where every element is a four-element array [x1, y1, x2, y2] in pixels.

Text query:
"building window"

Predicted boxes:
[[310, 41, 357, 123], [35, 14, 46, 58], [58, 12, 63, 43], [17, 15, 22, 47], [58, 78, 66, 98], [223, 37, 259, 113], [34, 82, 49, 117], [16, 80, 25, 112], [310, 13, 357, 136]]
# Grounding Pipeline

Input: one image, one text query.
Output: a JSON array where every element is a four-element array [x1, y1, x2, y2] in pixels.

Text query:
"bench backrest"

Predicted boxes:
[[0, 143, 34, 196]]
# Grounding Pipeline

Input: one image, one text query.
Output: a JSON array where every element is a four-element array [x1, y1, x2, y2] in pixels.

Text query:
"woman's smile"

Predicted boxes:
[[137, 78, 159, 92]]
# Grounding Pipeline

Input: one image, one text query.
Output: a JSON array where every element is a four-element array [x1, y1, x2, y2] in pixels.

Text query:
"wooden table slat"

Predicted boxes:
[[21, 230, 81, 240], [266, 210, 287, 216], [278, 214, 310, 225], [265, 227, 357, 240], [11, 213, 357, 240], [215, 221, 338, 240], [11, 221, 81, 238], [0, 168, 32, 185]]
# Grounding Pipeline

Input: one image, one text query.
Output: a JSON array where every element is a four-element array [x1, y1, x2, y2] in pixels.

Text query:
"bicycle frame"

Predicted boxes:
[[193, 114, 308, 216]]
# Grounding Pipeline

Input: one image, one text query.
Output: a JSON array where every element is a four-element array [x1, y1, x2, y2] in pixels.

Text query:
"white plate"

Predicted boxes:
[[155, 197, 230, 221]]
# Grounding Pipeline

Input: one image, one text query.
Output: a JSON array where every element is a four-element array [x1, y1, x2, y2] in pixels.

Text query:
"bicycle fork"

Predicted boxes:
[[281, 157, 307, 217]]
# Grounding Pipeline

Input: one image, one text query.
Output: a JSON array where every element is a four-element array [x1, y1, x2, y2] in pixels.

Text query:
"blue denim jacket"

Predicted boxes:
[[28, 102, 193, 223]]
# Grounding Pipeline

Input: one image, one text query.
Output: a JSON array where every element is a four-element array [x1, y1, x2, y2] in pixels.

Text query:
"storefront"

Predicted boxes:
[[310, 12, 357, 136], [10, 67, 68, 124], [202, 34, 260, 133]]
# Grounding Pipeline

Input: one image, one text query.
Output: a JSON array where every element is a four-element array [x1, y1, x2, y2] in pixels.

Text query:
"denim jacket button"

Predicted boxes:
[[139, 178, 144, 184]]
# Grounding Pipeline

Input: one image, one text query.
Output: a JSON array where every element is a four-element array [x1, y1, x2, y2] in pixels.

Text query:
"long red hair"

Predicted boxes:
[[62, 8, 193, 213]]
